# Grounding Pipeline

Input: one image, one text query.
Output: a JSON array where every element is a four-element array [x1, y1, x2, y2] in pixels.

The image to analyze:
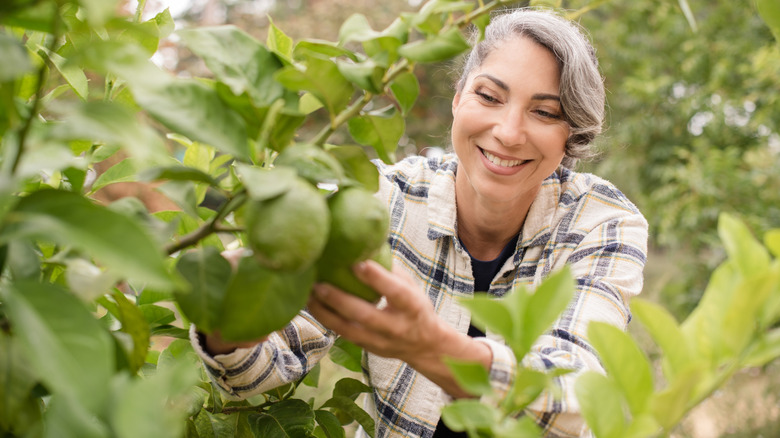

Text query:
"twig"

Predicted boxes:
[[164, 190, 247, 255], [11, 11, 61, 176]]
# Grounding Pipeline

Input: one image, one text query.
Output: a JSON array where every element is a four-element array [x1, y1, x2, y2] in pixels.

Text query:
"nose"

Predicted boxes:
[[492, 108, 527, 147]]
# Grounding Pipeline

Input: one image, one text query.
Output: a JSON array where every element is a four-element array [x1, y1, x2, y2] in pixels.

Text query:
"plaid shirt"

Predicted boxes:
[[191, 154, 648, 438]]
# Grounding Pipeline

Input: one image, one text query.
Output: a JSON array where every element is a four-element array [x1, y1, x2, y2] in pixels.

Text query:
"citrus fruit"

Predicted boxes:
[[244, 176, 329, 272], [318, 242, 393, 303], [318, 187, 389, 266]]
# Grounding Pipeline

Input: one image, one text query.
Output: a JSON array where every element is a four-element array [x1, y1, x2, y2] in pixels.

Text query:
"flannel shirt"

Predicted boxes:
[[190, 153, 648, 438]]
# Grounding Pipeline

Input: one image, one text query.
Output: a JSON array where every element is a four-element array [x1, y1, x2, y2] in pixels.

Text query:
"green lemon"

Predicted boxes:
[[318, 242, 393, 303], [244, 176, 329, 272], [319, 187, 389, 266]]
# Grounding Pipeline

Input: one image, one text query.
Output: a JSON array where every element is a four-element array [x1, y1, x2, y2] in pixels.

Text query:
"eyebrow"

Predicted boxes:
[[475, 73, 561, 102]]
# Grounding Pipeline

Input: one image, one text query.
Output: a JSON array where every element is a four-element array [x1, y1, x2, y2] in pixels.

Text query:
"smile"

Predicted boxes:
[[481, 149, 528, 167]]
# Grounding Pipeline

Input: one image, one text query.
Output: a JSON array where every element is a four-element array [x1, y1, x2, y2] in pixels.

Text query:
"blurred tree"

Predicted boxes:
[[578, 0, 780, 316]]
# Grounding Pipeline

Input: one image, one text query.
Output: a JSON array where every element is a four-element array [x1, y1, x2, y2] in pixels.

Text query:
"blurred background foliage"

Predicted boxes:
[[126, 0, 780, 434]]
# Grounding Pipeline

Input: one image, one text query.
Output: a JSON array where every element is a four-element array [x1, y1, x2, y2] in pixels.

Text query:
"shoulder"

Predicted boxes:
[[552, 167, 643, 218]]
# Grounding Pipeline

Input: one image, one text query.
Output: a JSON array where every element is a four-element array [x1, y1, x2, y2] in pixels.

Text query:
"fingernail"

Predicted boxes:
[[314, 284, 328, 298]]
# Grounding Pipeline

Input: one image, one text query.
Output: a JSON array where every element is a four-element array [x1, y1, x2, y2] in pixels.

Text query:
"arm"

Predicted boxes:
[[190, 310, 336, 400]]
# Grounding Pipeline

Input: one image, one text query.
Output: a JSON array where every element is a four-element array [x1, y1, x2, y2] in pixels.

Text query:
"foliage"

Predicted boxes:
[[579, 0, 780, 316], [442, 214, 780, 437]]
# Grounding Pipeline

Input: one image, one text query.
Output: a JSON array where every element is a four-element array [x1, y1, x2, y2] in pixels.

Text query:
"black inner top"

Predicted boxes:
[[433, 233, 519, 437]]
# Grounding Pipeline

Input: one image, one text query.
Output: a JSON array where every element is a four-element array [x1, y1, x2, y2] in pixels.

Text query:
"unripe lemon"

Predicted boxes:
[[244, 177, 329, 272], [318, 242, 393, 303], [318, 187, 389, 267]]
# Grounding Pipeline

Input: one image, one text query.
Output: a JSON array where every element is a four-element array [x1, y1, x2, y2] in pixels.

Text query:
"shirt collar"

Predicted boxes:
[[426, 155, 562, 248]]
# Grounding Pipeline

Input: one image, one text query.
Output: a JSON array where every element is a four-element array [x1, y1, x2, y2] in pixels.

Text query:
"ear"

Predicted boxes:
[[452, 91, 461, 116]]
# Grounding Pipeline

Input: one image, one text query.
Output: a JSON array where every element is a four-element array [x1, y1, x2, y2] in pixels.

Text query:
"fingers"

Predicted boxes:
[[353, 260, 421, 311]]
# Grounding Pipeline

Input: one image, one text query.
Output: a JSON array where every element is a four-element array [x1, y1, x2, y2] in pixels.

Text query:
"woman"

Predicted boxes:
[[192, 8, 648, 438]]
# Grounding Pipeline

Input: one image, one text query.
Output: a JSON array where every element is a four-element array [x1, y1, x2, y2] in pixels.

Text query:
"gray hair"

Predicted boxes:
[[456, 8, 605, 168]]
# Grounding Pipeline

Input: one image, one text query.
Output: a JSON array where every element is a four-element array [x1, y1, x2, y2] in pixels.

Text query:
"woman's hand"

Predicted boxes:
[[307, 260, 492, 398]]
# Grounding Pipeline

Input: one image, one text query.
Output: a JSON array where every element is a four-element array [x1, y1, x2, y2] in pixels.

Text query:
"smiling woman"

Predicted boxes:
[[192, 8, 648, 438]]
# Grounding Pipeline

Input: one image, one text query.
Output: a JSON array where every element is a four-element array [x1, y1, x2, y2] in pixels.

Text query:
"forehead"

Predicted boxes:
[[470, 36, 561, 91]]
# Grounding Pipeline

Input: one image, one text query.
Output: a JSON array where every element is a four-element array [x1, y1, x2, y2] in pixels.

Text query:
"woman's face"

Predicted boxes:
[[451, 36, 570, 206]]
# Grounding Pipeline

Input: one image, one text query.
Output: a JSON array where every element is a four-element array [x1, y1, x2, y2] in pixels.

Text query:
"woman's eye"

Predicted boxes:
[[476, 91, 498, 103], [536, 109, 562, 120]]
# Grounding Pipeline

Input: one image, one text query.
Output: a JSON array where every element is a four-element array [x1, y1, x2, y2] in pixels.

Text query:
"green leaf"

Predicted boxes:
[[347, 107, 404, 163], [507, 368, 549, 411], [274, 143, 345, 185], [44, 394, 109, 438], [765, 229, 780, 257], [138, 304, 177, 326], [338, 14, 381, 44], [193, 410, 237, 438], [721, 270, 778, 353], [443, 358, 493, 397], [91, 157, 138, 192], [293, 39, 357, 61], [39, 43, 89, 100], [333, 377, 372, 400], [757, 0, 780, 42], [0, 33, 33, 81], [321, 396, 375, 438], [460, 295, 515, 349], [78, 0, 117, 26], [440, 399, 498, 433], [650, 368, 702, 430], [111, 358, 199, 438], [314, 409, 345, 438], [302, 363, 321, 388], [64, 258, 117, 302], [234, 163, 297, 201], [110, 291, 151, 375], [51, 100, 168, 166], [493, 417, 542, 438], [575, 372, 626, 438], [174, 247, 232, 334], [140, 165, 219, 187], [587, 322, 654, 415], [179, 26, 286, 108], [744, 328, 780, 367], [389, 71, 419, 116], [337, 58, 386, 94], [217, 256, 315, 342], [132, 79, 250, 162], [0, 332, 39, 432], [275, 56, 353, 120], [631, 299, 691, 380], [398, 27, 469, 63], [0, 190, 175, 289], [328, 338, 364, 373], [718, 212, 770, 277], [326, 145, 380, 192], [2, 280, 114, 413], [267, 17, 294, 63], [249, 399, 316, 438], [521, 267, 575, 355]]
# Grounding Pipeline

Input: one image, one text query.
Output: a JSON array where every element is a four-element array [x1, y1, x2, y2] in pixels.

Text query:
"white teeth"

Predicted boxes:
[[482, 149, 525, 167]]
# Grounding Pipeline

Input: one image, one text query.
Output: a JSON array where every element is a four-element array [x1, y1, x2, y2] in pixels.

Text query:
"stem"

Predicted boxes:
[[164, 190, 247, 255], [134, 0, 148, 22], [11, 11, 61, 176], [311, 93, 373, 146]]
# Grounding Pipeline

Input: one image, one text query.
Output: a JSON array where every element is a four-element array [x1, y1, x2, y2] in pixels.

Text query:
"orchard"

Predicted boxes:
[[1, 0, 779, 437]]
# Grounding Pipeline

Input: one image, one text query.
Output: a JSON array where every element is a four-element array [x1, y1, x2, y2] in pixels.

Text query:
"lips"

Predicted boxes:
[[480, 148, 528, 167]]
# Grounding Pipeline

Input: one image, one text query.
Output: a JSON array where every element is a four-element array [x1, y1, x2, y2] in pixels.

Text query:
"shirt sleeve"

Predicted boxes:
[[190, 310, 337, 400], [482, 211, 648, 437]]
